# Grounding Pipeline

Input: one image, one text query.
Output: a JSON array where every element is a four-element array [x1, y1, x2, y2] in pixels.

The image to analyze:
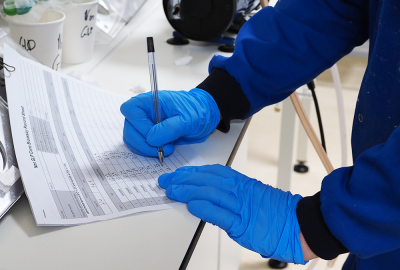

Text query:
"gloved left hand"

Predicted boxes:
[[158, 164, 306, 264]]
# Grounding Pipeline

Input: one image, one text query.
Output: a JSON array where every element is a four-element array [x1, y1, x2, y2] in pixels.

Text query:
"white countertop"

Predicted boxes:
[[0, 1, 245, 269]]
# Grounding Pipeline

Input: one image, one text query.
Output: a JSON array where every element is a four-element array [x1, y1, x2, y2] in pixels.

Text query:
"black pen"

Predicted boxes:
[[147, 37, 164, 166]]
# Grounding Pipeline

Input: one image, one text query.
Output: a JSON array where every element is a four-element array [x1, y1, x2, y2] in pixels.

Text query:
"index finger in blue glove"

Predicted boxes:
[[123, 119, 175, 157], [159, 164, 241, 190], [187, 200, 241, 232], [146, 115, 188, 147], [166, 184, 238, 212], [175, 164, 241, 179], [120, 95, 155, 138], [158, 171, 233, 191]]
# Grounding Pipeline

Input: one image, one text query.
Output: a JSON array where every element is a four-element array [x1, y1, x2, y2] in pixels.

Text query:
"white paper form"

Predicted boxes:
[[4, 44, 206, 226]]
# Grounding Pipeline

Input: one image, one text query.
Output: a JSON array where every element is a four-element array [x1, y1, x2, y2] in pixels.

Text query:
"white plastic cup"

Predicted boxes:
[[7, 10, 65, 70], [62, 0, 99, 64]]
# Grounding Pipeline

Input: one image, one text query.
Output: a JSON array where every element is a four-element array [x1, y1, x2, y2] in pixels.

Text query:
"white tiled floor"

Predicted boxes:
[[238, 56, 368, 270]]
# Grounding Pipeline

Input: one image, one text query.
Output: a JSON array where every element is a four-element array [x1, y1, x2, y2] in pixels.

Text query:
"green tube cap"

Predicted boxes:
[[3, 0, 32, 16], [3, 1, 17, 16]]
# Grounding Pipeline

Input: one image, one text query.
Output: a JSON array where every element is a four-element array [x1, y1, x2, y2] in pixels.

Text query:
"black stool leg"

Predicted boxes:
[[268, 259, 288, 269], [218, 44, 235, 53], [294, 161, 309, 173]]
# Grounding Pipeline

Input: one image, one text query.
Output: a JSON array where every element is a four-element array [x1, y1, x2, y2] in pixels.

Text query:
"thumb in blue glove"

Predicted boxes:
[[120, 89, 220, 157], [158, 164, 306, 264]]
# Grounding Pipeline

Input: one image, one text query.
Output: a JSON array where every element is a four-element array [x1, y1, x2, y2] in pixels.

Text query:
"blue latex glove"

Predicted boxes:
[[120, 89, 220, 157], [158, 164, 306, 264]]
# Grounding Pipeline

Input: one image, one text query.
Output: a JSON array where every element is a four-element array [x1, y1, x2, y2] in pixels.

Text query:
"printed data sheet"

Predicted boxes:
[[4, 44, 205, 226]]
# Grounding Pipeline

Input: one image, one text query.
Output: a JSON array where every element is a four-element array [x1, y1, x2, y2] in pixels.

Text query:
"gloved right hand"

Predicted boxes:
[[158, 164, 306, 264], [120, 88, 220, 157]]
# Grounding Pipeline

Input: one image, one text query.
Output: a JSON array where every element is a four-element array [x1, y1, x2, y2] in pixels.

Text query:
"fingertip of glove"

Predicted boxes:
[[120, 93, 152, 115], [120, 97, 136, 114], [163, 144, 175, 156], [187, 200, 202, 215], [158, 172, 174, 188]]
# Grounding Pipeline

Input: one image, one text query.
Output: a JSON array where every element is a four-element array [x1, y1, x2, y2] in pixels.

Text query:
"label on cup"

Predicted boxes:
[[19, 37, 36, 51], [62, 0, 99, 64], [53, 33, 62, 71], [18, 33, 62, 70], [81, 8, 95, 38]]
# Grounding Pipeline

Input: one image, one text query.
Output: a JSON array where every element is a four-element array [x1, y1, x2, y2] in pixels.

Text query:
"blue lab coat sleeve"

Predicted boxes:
[[298, 0, 400, 265], [195, 0, 377, 262], [198, 0, 368, 131], [320, 125, 400, 258], [298, 125, 400, 260]]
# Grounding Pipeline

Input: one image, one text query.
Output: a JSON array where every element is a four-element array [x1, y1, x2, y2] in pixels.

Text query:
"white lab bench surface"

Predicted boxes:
[[0, 1, 246, 269]]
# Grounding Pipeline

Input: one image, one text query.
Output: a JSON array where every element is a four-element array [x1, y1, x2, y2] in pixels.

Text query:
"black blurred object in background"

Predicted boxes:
[[163, 0, 260, 51]]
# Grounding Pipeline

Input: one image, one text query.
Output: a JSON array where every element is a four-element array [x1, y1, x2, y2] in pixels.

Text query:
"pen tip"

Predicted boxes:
[[158, 151, 164, 166]]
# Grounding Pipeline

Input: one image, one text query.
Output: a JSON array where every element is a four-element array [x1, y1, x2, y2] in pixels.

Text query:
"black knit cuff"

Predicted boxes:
[[297, 192, 348, 260], [197, 68, 250, 132]]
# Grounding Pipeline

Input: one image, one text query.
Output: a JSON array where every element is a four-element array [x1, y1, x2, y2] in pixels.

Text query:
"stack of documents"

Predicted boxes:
[[4, 44, 205, 226]]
